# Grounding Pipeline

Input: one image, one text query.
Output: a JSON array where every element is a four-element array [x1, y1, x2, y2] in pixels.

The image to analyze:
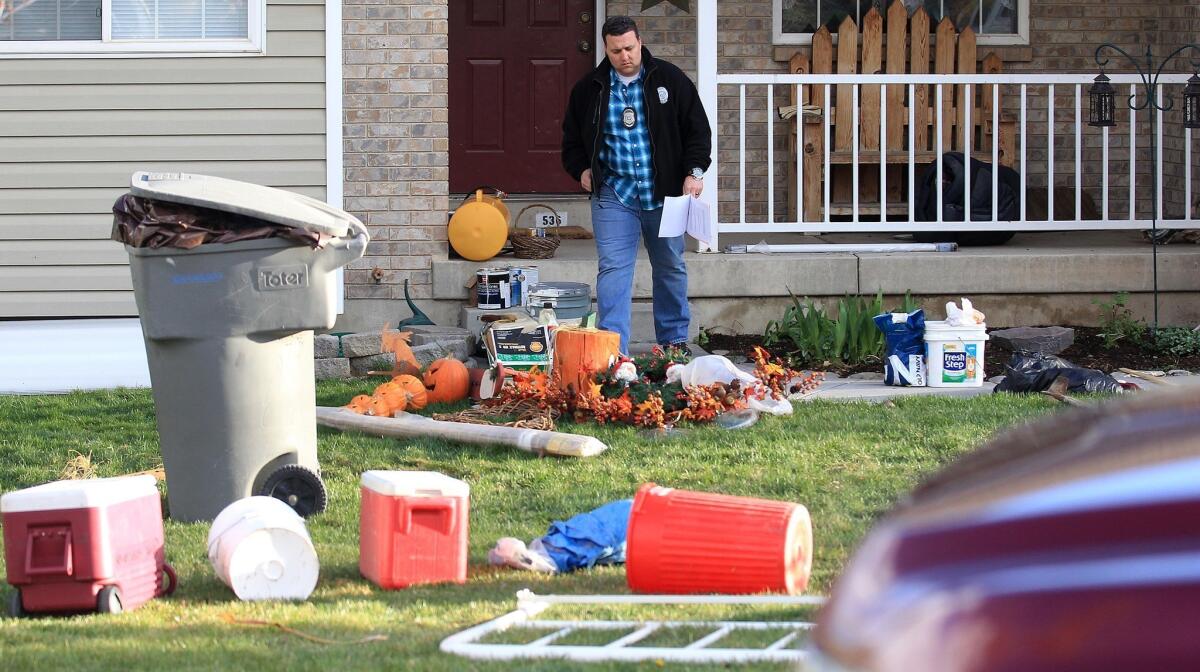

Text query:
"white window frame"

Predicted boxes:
[[0, 0, 265, 58], [772, 0, 1029, 47]]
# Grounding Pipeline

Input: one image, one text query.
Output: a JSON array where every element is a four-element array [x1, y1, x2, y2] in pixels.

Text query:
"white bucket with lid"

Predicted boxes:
[[924, 321, 988, 387], [206, 496, 319, 601]]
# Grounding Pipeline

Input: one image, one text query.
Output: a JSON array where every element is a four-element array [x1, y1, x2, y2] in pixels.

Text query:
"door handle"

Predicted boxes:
[[580, 11, 592, 24], [578, 39, 591, 53]]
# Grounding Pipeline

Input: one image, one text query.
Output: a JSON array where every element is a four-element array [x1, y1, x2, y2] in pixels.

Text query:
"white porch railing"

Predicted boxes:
[[712, 72, 1198, 252]]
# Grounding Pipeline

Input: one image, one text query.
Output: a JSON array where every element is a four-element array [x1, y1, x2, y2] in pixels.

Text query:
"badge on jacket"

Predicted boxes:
[[657, 87, 669, 104]]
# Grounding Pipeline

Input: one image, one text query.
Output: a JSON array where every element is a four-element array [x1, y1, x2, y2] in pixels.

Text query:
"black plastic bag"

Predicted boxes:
[[112, 193, 323, 250], [914, 152, 1020, 246], [994, 352, 1123, 395]]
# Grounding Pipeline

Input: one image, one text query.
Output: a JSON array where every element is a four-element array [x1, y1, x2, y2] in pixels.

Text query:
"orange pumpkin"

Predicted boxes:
[[373, 381, 401, 397], [366, 395, 394, 417], [344, 394, 372, 414], [379, 387, 408, 414], [424, 358, 470, 404], [392, 374, 428, 410]]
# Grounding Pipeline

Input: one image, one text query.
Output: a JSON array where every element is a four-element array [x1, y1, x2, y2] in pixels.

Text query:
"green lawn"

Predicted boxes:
[[0, 382, 1057, 670]]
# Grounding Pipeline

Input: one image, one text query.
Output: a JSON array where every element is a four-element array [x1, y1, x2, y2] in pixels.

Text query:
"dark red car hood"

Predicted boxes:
[[813, 383, 1200, 672]]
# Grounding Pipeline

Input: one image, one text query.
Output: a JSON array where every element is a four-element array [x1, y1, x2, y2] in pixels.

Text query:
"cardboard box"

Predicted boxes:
[[484, 319, 552, 370]]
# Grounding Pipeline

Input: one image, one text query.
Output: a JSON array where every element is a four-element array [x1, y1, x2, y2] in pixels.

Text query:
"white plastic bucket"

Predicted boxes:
[[924, 321, 988, 388], [206, 496, 319, 601]]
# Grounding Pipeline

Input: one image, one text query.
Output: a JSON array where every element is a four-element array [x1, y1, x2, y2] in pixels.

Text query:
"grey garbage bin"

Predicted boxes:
[[122, 172, 368, 522]]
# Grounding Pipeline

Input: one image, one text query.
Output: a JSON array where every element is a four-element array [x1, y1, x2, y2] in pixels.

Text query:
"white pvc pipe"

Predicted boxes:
[[737, 243, 956, 254]]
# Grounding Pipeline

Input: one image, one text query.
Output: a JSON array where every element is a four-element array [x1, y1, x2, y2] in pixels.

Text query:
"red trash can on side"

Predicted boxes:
[[626, 483, 813, 595]]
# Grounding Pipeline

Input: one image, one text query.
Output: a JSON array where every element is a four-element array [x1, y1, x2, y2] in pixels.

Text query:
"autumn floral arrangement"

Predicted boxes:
[[488, 345, 822, 429]]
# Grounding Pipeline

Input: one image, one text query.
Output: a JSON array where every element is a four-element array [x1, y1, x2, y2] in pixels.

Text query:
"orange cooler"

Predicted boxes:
[[359, 471, 469, 589], [626, 483, 813, 595]]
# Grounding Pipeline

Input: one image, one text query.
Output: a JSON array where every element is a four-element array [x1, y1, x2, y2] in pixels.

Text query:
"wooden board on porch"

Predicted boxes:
[[786, 0, 1017, 223]]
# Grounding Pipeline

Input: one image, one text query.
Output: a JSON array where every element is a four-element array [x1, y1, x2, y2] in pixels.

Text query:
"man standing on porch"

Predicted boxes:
[[561, 15, 712, 353]]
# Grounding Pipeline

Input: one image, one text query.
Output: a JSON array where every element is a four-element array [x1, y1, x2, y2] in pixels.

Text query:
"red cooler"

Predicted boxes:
[[359, 471, 469, 589], [3, 475, 176, 616]]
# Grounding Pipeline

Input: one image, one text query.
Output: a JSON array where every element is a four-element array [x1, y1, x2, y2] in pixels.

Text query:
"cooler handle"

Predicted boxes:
[[25, 526, 73, 577], [398, 498, 457, 535]]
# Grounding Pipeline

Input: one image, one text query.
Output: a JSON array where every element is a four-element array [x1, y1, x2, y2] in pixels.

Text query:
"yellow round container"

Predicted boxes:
[[448, 190, 510, 261]]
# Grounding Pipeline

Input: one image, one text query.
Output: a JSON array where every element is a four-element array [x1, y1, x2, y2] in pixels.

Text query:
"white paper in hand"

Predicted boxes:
[[659, 195, 689, 238], [685, 196, 713, 245], [659, 195, 713, 245]]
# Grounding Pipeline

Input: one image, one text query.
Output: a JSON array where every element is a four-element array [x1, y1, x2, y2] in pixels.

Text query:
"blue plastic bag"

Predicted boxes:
[[534, 499, 633, 573], [874, 309, 926, 386]]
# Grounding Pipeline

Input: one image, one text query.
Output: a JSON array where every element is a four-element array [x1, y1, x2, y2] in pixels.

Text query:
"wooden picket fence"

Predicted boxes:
[[787, 0, 1017, 221]]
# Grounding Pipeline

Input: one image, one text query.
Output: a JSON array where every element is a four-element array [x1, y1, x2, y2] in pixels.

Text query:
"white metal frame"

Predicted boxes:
[[0, 0, 265, 58], [440, 591, 825, 665], [703, 71, 1198, 252], [771, 0, 1030, 46]]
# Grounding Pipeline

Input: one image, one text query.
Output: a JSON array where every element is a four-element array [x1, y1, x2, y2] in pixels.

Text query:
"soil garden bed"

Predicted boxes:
[[706, 326, 1200, 378]]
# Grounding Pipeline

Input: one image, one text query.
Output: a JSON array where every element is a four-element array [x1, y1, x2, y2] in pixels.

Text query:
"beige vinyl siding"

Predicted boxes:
[[0, 1, 327, 319]]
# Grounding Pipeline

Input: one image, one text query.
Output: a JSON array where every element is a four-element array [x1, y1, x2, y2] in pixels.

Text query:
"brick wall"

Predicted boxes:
[[341, 0, 449, 305], [1008, 0, 1200, 221]]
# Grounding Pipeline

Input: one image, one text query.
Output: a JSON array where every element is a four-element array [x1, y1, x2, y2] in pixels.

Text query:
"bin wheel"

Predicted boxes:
[[97, 586, 123, 614], [160, 563, 178, 597], [9, 589, 24, 618], [259, 464, 327, 518]]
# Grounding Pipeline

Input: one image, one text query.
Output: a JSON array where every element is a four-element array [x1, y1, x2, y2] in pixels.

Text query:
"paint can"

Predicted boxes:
[[475, 268, 511, 310], [525, 282, 591, 320], [507, 265, 539, 307]]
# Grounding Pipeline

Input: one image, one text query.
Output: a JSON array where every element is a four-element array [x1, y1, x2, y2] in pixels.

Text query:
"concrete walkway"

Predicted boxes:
[[798, 377, 995, 401]]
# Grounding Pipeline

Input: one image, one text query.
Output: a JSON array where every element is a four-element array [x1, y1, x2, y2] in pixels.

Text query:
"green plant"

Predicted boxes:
[[696, 327, 710, 348], [1093, 292, 1148, 349], [1152, 327, 1200, 357], [763, 289, 919, 366]]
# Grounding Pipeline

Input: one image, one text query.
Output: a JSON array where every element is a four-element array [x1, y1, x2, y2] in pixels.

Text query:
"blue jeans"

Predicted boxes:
[[592, 185, 690, 352]]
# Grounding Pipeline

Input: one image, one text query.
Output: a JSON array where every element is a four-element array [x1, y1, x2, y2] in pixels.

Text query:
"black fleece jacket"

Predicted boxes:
[[561, 47, 712, 201]]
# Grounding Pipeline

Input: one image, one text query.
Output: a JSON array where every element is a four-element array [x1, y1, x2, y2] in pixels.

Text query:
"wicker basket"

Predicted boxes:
[[510, 204, 562, 259]]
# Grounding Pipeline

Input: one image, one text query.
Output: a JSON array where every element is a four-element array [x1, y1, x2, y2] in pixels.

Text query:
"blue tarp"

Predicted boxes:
[[534, 499, 633, 573]]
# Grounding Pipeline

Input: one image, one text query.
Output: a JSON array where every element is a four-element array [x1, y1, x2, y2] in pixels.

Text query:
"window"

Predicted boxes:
[[0, 0, 263, 56], [774, 0, 1028, 46]]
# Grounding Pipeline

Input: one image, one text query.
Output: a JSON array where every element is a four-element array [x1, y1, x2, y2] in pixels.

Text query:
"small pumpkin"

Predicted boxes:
[[366, 395, 394, 417], [424, 358, 470, 404], [373, 381, 401, 397], [392, 374, 428, 410], [378, 387, 408, 414], [344, 394, 372, 414]]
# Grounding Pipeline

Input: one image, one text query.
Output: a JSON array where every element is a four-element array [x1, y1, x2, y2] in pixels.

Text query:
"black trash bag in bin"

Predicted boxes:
[[112, 193, 325, 250], [994, 352, 1124, 395], [915, 152, 1021, 246]]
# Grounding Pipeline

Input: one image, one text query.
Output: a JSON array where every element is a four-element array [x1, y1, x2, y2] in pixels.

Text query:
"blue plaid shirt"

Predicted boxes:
[[598, 68, 660, 210]]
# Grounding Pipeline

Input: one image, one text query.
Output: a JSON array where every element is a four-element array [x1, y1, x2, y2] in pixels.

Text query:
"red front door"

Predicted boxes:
[[449, 0, 596, 194]]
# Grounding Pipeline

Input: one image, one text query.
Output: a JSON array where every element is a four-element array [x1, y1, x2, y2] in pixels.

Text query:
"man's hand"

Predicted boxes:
[[683, 175, 703, 197], [581, 169, 593, 192]]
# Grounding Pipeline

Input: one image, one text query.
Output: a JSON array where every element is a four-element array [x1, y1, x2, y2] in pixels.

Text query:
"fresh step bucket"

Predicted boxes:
[[924, 321, 988, 387], [207, 496, 319, 601]]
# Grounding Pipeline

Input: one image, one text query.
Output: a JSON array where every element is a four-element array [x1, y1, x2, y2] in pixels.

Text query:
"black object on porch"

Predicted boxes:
[[914, 152, 1020, 246]]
